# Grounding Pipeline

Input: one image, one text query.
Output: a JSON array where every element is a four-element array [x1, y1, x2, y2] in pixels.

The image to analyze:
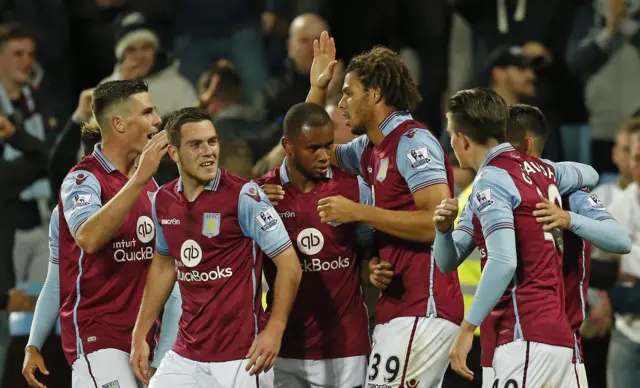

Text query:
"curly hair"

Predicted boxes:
[[346, 46, 421, 112]]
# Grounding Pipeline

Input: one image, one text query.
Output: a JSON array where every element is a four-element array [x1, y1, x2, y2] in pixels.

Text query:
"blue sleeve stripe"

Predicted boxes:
[[458, 226, 474, 236], [484, 222, 515, 237], [335, 145, 346, 170], [574, 166, 583, 188], [266, 240, 292, 259], [596, 215, 614, 221], [410, 178, 449, 194]]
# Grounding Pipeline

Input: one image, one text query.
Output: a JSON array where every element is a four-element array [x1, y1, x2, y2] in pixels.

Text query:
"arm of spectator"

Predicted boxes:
[[49, 118, 83, 199], [567, 3, 623, 84], [621, 16, 640, 51], [449, 0, 485, 25], [0, 122, 48, 203]]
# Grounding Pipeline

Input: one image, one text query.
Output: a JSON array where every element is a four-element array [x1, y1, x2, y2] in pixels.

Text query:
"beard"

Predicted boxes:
[[293, 156, 327, 182], [350, 123, 367, 136]]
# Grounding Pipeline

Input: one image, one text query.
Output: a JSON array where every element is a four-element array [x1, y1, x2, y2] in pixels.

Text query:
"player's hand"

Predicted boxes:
[[246, 324, 283, 376], [22, 346, 49, 388], [262, 184, 284, 206], [582, 292, 613, 338], [0, 115, 16, 139], [533, 195, 571, 231], [434, 198, 459, 232], [133, 131, 168, 185], [130, 339, 151, 384], [317, 195, 360, 224], [310, 31, 338, 89], [369, 257, 394, 289], [72, 88, 95, 123], [450, 322, 475, 381]]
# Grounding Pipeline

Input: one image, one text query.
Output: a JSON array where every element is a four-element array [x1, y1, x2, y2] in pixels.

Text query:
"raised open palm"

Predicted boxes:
[[310, 31, 338, 89]]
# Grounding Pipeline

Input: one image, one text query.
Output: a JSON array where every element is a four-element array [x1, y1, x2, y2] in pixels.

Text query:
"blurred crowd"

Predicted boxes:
[[0, 0, 639, 387]]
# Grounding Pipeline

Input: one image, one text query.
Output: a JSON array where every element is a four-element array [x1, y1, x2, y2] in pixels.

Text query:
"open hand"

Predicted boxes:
[[246, 325, 282, 376], [22, 346, 49, 388], [261, 184, 284, 206], [533, 195, 571, 231], [310, 31, 338, 89]]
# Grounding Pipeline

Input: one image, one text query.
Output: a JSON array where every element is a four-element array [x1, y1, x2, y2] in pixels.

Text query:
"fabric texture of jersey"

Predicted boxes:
[[153, 169, 292, 363], [57, 144, 160, 365], [335, 111, 463, 326], [256, 162, 371, 360]]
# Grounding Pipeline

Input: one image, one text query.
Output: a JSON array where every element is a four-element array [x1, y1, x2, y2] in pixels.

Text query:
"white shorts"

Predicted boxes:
[[149, 350, 274, 388], [482, 367, 495, 388], [574, 362, 588, 387], [72, 348, 140, 388], [493, 341, 577, 388], [274, 355, 367, 387], [367, 316, 458, 388]]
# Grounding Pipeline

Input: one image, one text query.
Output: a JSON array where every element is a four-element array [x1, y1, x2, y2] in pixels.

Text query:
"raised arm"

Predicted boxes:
[[70, 132, 167, 254], [238, 182, 301, 376]]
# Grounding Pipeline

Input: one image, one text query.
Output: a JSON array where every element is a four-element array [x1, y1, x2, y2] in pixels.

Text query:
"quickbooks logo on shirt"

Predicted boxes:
[[301, 257, 350, 272]]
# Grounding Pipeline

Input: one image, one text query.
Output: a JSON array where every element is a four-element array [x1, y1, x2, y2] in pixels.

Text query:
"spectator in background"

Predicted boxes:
[[173, 0, 277, 104], [101, 11, 197, 118], [0, 24, 52, 287], [567, 0, 640, 173], [485, 45, 538, 105], [197, 59, 280, 178], [605, 128, 640, 388], [453, 0, 584, 162], [260, 13, 342, 124], [0, 116, 48, 382]]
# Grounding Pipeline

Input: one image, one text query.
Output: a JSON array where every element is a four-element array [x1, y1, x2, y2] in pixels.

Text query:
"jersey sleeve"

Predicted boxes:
[[355, 176, 374, 247], [546, 161, 599, 195], [48, 206, 60, 264], [470, 167, 521, 237], [153, 282, 182, 368], [396, 129, 448, 194], [60, 170, 102, 237], [151, 191, 171, 256], [26, 260, 60, 350], [334, 135, 367, 175], [568, 190, 632, 254], [238, 182, 292, 258]]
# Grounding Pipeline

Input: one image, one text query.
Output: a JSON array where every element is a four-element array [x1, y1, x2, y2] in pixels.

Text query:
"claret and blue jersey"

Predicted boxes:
[[152, 168, 292, 363], [334, 110, 464, 326]]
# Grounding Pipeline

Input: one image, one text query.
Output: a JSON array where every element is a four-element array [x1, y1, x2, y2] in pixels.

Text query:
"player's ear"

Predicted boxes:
[[112, 115, 125, 134], [168, 144, 179, 163], [461, 133, 471, 151], [371, 87, 382, 105], [281, 136, 293, 154]]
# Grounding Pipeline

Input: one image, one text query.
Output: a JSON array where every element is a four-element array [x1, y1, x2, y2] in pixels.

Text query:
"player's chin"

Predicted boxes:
[[197, 161, 217, 177]]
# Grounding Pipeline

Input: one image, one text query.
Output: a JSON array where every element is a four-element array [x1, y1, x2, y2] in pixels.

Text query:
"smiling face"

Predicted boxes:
[[119, 92, 162, 153], [284, 123, 334, 181], [170, 120, 220, 185], [338, 72, 376, 136]]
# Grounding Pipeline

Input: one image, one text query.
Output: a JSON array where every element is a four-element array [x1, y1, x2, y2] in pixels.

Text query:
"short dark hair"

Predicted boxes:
[[446, 88, 508, 145], [80, 122, 102, 156], [505, 104, 548, 154], [0, 23, 35, 47], [164, 107, 213, 147], [619, 117, 640, 135], [283, 102, 332, 139], [92, 80, 149, 126], [346, 46, 422, 112]]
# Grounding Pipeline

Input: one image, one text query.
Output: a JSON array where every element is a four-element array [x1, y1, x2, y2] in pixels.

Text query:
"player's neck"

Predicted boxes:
[[469, 141, 500, 172], [285, 159, 315, 193], [367, 106, 396, 145], [181, 174, 207, 202], [100, 139, 138, 176]]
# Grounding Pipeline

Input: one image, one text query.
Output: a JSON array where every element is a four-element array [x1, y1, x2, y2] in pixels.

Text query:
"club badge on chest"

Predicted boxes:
[[376, 157, 389, 183]]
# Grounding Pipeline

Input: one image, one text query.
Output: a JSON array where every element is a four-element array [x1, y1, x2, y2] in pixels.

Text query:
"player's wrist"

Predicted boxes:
[[460, 320, 477, 333], [25, 345, 40, 354], [265, 319, 287, 335]]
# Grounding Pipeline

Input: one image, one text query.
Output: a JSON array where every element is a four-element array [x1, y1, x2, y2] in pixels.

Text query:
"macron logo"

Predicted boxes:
[[161, 218, 180, 225]]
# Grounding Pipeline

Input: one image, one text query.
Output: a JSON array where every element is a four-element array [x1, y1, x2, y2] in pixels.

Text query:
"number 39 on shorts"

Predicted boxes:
[[368, 353, 400, 383]]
